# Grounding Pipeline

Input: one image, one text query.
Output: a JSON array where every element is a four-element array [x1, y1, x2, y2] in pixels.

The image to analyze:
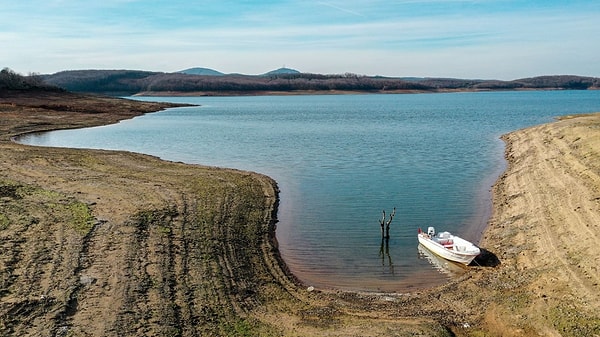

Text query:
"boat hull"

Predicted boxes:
[[417, 233, 480, 265]]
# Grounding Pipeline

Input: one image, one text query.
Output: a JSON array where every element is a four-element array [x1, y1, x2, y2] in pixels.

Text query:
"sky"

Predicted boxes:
[[2, 0, 599, 79]]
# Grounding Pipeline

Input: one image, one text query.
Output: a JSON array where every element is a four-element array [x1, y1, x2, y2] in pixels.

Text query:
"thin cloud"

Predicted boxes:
[[316, 1, 365, 17]]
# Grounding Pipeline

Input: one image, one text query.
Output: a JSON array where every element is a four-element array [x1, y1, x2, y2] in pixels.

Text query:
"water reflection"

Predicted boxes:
[[417, 244, 467, 277], [379, 237, 394, 275]]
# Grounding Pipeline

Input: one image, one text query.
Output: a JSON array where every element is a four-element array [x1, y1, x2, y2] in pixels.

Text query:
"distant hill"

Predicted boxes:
[[39, 69, 600, 96], [400, 77, 426, 82], [177, 67, 300, 76], [41, 69, 159, 95], [263, 67, 301, 76], [178, 67, 224, 76], [511, 75, 597, 90]]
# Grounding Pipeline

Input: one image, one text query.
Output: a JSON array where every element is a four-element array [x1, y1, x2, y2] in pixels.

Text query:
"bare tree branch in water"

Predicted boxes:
[[379, 207, 396, 239]]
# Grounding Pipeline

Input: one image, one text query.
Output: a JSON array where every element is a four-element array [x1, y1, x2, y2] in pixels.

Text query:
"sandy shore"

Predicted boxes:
[[479, 113, 600, 335], [1, 90, 599, 336]]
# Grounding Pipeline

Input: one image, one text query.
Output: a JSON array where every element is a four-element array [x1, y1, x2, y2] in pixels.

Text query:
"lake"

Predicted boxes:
[[19, 90, 600, 292]]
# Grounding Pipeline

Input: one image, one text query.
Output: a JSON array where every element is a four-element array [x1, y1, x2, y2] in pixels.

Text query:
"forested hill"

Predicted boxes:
[[39, 69, 600, 96]]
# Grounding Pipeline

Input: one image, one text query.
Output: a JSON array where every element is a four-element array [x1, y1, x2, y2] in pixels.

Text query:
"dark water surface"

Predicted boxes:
[[20, 91, 600, 291]]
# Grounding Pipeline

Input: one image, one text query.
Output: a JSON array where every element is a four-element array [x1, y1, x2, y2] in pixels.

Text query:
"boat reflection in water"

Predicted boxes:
[[417, 244, 468, 277]]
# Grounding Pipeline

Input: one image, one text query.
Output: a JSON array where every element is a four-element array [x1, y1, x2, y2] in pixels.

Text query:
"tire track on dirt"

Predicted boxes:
[[525, 129, 590, 294], [487, 118, 600, 334], [539, 123, 599, 301]]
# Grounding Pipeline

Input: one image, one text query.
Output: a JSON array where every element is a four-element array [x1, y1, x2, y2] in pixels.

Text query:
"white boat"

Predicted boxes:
[[417, 227, 481, 265]]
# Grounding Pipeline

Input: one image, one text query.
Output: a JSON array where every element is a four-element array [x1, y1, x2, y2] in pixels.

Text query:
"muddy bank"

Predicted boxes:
[[1, 90, 599, 336]]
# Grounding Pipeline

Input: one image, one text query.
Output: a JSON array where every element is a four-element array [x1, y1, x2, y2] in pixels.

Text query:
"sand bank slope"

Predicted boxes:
[[480, 112, 600, 336]]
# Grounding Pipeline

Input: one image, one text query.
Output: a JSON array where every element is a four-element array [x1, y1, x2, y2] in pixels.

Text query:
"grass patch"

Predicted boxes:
[[0, 214, 9, 230], [32, 189, 95, 235], [0, 179, 95, 235], [224, 318, 279, 337], [548, 303, 600, 337], [68, 201, 95, 234]]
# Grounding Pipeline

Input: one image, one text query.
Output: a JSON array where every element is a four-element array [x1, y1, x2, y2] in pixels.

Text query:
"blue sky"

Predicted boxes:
[[2, 0, 599, 79]]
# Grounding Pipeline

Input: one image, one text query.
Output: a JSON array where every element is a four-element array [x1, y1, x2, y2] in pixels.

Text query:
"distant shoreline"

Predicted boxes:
[[42, 69, 599, 97], [134, 87, 599, 97]]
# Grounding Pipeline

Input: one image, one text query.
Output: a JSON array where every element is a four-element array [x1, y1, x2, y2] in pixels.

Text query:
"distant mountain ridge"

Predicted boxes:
[[178, 67, 224, 76], [263, 67, 301, 76], [39, 69, 600, 96], [178, 66, 300, 77]]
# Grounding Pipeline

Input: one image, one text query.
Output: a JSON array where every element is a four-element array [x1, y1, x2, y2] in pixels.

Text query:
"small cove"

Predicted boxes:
[[19, 90, 600, 291]]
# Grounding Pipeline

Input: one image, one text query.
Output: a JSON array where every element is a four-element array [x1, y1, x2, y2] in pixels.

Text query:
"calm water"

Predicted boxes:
[[20, 91, 600, 292]]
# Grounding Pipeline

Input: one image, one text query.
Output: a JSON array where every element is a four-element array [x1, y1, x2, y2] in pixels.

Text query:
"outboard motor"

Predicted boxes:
[[427, 227, 436, 237]]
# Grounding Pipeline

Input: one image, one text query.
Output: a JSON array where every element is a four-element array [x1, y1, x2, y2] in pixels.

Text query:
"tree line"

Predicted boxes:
[[0, 68, 60, 91], [41, 70, 434, 94], [28, 69, 600, 95]]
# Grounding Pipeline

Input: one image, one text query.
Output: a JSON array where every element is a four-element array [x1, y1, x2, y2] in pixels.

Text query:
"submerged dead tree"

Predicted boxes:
[[379, 207, 396, 239]]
